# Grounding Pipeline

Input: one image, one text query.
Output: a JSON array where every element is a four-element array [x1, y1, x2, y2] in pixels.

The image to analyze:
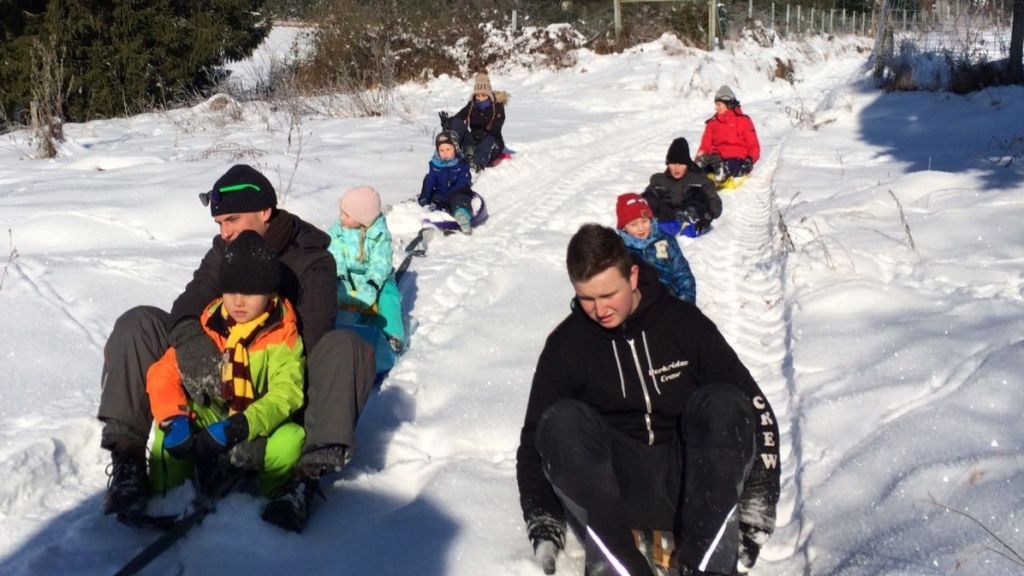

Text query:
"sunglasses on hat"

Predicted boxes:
[[199, 183, 261, 207]]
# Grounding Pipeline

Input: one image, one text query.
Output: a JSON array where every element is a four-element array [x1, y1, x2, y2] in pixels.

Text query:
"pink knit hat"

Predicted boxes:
[[340, 185, 382, 227]]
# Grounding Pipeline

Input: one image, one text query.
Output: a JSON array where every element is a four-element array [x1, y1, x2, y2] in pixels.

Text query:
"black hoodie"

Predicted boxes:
[[516, 261, 779, 537]]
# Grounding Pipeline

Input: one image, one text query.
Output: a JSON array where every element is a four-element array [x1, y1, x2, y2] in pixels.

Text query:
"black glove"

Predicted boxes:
[[741, 157, 754, 174], [696, 213, 713, 233], [168, 319, 222, 405], [438, 111, 451, 130], [676, 207, 700, 225], [417, 195, 432, 207], [738, 522, 769, 571], [194, 413, 248, 463]]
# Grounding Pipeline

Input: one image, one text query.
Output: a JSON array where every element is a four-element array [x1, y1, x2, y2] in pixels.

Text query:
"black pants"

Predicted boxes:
[[97, 306, 375, 458], [433, 189, 474, 217], [534, 385, 756, 575]]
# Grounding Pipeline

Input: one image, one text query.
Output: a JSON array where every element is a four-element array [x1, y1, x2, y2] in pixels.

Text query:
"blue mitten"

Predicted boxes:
[[160, 415, 194, 460]]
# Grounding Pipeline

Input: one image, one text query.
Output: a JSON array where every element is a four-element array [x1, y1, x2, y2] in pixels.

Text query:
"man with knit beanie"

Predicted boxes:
[[694, 85, 760, 182], [643, 137, 722, 237], [98, 164, 375, 532], [443, 71, 508, 172]]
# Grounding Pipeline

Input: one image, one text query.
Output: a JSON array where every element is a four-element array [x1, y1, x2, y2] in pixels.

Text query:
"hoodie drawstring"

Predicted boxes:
[[611, 340, 627, 399]]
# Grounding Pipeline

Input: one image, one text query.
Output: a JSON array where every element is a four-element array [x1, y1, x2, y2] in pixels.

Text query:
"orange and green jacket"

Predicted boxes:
[[147, 297, 305, 439]]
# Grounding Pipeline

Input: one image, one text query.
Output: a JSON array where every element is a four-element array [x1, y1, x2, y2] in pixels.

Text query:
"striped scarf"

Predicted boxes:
[[219, 298, 275, 415]]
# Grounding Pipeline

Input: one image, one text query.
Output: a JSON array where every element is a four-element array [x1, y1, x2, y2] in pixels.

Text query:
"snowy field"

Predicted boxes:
[[1, 28, 1023, 576]]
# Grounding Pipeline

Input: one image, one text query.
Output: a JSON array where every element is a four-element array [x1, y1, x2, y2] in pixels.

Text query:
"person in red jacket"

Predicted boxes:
[[695, 85, 760, 182]]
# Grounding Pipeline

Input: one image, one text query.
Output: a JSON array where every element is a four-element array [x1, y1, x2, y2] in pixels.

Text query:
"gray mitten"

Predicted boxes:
[[526, 510, 565, 575], [738, 522, 770, 572], [169, 319, 222, 405]]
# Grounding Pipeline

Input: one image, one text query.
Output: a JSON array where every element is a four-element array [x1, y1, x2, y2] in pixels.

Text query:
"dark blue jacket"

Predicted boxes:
[[419, 155, 472, 205], [618, 224, 697, 303]]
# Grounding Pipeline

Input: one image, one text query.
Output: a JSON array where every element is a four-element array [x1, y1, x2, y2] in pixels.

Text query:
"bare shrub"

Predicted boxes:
[[187, 141, 267, 162], [774, 57, 795, 83], [888, 189, 919, 256], [1, 229, 18, 291], [29, 38, 66, 159], [984, 133, 1024, 167]]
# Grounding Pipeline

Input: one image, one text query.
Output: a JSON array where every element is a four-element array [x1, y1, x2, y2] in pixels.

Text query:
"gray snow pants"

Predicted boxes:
[[97, 306, 375, 460]]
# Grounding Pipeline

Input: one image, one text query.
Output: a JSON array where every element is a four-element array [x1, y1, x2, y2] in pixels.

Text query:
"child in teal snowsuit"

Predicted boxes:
[[328, 186, 405, 352]]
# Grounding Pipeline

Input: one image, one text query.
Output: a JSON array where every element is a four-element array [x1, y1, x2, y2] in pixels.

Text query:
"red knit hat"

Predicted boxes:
[[615, 193, 652, 229]]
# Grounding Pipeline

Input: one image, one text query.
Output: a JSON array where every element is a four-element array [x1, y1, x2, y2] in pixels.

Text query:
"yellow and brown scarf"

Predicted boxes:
[[219, 298, 275, 415]]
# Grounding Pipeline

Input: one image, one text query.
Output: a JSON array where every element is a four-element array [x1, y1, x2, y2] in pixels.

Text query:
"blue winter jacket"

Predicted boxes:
[[419, 154, 472, 205], [327, 215, 395, 310], [618, 223, 697, 303]]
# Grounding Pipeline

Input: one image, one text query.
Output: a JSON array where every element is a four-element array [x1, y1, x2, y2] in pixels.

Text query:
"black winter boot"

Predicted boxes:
[[262, 471, 323, 533], [102, 445, 149, 522]]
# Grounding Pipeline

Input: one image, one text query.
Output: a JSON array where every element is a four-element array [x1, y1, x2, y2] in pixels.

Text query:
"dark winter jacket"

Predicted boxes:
[[455, 100, 506, 150], [516, 261, 779, 539], [643, 169, 723, 222], [169, 209, 337, 351], [697, 106, 760, 163], [618, 225, 697, 303], [419, 155, 472, 205]]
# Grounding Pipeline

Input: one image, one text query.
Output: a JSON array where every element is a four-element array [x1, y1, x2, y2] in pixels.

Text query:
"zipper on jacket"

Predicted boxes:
[[625, 337, 656, 445]]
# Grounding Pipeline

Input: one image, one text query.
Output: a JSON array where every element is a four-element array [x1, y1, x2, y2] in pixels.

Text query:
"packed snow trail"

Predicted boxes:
[[0, 36, 875, 575]]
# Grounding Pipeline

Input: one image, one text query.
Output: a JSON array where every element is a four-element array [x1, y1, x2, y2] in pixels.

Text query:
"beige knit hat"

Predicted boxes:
[[472, 72, 494, 98], [339, 185, 382, 227]]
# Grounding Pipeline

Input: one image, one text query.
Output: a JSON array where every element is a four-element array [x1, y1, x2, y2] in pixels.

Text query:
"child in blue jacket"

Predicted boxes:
[[328, 186, 405, 352], [418, 130, 474, 234], [615, 192, 697, 303]]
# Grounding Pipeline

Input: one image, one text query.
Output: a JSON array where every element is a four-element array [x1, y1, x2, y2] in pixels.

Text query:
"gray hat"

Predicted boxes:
[[714, 85, 737, 103]]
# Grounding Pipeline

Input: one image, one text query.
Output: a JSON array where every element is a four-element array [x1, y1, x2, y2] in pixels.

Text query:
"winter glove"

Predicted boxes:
[[160, 415, 194, 460], [676, 207, 700, 225], [417, 194, 432, 207], [737, 522, 770, 572], [696, 213, 713, 233], [438, 111, 451, 130], [741, 157, 754, 174], [168, 319, 222, 406], [194, 414, 248, 464], [526, 511, 565, 575]]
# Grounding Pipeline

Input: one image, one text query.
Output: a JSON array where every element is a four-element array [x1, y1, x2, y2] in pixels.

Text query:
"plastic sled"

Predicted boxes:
[[707, 173, 748, 192], [336, 310, 397, 377], [658, 219, 710, 239], [423, 191, 488, 234], [488, 147, 515, 167]]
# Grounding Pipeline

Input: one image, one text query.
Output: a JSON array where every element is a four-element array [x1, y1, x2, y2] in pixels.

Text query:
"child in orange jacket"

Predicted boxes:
[[146, 231, 305, 509]]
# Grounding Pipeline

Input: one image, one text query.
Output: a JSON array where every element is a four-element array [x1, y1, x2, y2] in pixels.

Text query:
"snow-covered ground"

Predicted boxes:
[[1, 28, 1022, 576]]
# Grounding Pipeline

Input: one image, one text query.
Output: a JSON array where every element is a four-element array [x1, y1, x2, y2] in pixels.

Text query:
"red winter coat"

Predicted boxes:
[[697, 107, 760, 163]]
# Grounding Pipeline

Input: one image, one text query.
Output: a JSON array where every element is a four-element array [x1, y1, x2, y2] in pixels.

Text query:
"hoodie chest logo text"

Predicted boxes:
[[648, 359, 689, 384]]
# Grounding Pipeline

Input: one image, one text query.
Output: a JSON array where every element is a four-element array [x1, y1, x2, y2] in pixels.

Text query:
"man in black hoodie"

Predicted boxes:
[[98, 165, 375, 533], [516, 224, 779, 576]]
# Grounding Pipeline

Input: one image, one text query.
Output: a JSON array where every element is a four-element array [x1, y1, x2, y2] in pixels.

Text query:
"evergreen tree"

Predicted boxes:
[[0, 0, 269, 127]]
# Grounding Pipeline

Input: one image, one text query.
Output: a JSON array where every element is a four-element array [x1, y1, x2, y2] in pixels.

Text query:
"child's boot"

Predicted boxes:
[[454, 208, 472, 235]]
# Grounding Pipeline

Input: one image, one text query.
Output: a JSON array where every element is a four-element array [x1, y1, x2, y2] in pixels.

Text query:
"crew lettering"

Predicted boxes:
[[759, 453, 778, 470]]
